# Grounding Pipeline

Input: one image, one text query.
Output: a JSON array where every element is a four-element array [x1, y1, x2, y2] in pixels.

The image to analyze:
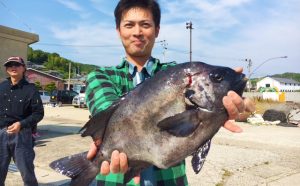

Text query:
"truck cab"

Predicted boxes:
[[72, 86, 86, 108]]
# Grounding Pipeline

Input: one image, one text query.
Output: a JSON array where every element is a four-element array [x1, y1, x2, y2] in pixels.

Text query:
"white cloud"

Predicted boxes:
[[56, 0, 83, 12], [49, 22, 124, 65], [89, 0, 115, 17], [46, 0, 299, 75], [156, 0, 300, 75], [55, 0, 91, 19]]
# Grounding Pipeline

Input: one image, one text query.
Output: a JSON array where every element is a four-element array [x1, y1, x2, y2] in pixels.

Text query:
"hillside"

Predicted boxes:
[[27, 47, 98, 79], [28, 47, 300, 82], [271, 73, 300, 82]]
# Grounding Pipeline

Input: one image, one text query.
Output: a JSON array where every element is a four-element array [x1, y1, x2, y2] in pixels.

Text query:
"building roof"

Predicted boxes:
[[0, 25, 39, 45], [27, 68, 64, 81], [271, 77, 300, 84]]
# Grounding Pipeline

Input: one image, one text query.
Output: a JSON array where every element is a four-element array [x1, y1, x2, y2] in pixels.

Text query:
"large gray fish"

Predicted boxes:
[[50, 62, 247, 186]]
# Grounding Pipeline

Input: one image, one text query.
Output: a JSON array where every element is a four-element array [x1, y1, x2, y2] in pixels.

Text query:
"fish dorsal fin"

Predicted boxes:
[[157, 110, 201, 137], [80, 100, 120, 141], [191, 140, 211, 174]]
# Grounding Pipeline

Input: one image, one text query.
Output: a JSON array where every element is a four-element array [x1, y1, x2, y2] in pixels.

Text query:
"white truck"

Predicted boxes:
[[72, 86, 86, 108], [39, 90, 50, 104]]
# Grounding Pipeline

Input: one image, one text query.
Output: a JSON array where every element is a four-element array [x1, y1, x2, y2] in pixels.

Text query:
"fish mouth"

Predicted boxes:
[[197, 107, 213, 113], [185, 97, 213, 113]]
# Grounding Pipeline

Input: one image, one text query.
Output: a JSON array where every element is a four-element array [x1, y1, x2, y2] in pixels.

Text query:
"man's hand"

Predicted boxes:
[[87, 140, 140, 184], [7, 121, 21, 134], [222, 67, 255, 133]]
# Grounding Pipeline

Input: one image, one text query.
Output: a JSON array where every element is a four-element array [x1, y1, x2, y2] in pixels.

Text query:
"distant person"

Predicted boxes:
[[0, 56, 44, 186], [85, 0, 255, 185], [32, 123, 40, 139]]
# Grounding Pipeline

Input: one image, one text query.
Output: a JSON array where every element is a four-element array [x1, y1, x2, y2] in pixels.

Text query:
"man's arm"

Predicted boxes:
[[19, 88, 44, 129], [85, 68, 131, 174], [85, 68, 120, 115], [8, 88, 44, 134]]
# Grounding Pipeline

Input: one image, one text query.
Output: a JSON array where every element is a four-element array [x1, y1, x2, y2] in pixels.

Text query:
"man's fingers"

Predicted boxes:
[[227, 91, 245, 113], [234, 67, 243, 73], [244, 98, 256, 112], [119, 152, 128, 173], [86, 142, 98, 160], [110, 150, 120, 173], [223, 96, 239, 120], [224, 120, 243, 133], [100, 161, 110, 175], [134, 175, 140, 184]]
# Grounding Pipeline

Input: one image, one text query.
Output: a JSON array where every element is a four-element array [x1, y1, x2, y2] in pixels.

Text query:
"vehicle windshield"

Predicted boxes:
[[39, 91, 50, 96], [80, 86, 86, 93], [51, 90, 58, 96]]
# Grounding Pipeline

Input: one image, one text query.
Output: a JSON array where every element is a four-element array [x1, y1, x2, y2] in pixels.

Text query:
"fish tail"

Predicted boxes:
[[49, 151, 99, 186]]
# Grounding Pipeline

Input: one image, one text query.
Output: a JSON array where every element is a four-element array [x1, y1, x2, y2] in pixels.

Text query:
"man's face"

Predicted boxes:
[[6, 62, 25, 79], [117, 7, 159, 59]]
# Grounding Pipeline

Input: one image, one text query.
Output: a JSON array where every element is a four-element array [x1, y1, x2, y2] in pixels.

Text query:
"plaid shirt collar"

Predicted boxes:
[[127, 57, 155, 77], [117, 57, 159, 76]]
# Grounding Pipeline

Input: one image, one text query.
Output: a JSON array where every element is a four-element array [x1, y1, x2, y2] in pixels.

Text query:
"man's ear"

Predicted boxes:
[[155, 26, 160, 38]]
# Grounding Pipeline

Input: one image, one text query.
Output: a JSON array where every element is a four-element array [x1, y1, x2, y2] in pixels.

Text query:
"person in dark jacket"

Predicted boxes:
[[0, 56, 44, 186]]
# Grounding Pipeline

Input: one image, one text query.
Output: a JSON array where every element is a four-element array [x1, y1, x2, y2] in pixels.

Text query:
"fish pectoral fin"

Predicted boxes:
[[191, 140, 211, 174], [80, 100, 120, 140], [49, 152, 99, 186], [157, 110, 201, 137]]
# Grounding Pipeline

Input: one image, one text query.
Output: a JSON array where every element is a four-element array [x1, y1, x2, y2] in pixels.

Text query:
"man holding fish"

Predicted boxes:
[[86, 0, 254, 185]]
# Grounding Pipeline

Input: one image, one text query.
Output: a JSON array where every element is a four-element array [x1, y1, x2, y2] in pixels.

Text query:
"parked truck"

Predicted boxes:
[[72, 86, 86, 108]]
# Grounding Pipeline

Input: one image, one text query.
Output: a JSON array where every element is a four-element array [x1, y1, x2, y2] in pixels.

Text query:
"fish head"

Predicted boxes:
[[184, 62, 247, 112]]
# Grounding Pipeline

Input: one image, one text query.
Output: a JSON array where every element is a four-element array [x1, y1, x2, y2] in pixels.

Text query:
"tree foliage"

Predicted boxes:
[[34, 81, 42, 90], [271, 73, 300, 82], [44, 82, 57, 93], [28, 47, 98, 79]]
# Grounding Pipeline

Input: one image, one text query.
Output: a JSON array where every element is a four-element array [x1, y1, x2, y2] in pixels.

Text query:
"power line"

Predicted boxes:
[[34, 40, 170, 48], [34, 43, 123, 48], [0, 0, 33, 32]]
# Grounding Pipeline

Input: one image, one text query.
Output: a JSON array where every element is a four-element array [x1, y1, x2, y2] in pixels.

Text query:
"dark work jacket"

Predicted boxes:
[[0, 77, 44, 129]]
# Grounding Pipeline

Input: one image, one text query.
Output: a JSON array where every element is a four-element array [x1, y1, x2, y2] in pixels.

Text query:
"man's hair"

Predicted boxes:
[[114, 0, 161, 28]]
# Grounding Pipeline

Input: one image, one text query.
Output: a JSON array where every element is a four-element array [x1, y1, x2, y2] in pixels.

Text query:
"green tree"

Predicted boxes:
[[27, 47, 98, 76], [34, 81, 42, 90], [44, 82, 56, 93]]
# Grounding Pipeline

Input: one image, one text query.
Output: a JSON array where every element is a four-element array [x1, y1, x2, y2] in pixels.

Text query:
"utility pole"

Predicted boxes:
[[245, 59, 252, 91], [160, 40, 168, 63], [186, 21, 193, 62], [68, 62, 71, 90], [244, 56, 287, 91]]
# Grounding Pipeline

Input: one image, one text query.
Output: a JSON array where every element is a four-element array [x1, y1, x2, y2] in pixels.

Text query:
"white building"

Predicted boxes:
[[256, 77, 300, 92]]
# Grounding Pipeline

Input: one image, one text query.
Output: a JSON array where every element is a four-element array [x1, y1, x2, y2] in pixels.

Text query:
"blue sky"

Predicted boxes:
[[1, 0, 299, 77]]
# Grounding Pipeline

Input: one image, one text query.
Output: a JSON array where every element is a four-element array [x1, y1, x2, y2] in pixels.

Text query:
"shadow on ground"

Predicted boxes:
[[33, 124, 83, 147]]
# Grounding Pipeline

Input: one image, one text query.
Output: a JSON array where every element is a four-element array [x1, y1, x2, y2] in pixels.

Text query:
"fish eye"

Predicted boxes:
[[209, 71, 225, 83]]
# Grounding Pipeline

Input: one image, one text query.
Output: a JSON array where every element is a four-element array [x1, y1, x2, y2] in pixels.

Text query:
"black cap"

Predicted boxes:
[[4, 56, 25, 67]]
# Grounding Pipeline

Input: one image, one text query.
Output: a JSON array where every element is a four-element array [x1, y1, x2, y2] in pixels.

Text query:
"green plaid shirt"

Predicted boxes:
[[85, 58, 188, 186]]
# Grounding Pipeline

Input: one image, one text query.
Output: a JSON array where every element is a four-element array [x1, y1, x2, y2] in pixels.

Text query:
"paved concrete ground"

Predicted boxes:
[[5, 106, 300, 186]]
